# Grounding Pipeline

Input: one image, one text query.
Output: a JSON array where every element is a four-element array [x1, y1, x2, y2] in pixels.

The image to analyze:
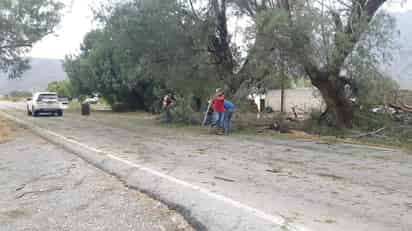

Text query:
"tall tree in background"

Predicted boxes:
[[196, 0, 299, 96], [189, 0, 267, 95], [0, 0, 63, 78], [47, 80, 74, 98], [230, 0, 297, 96], [207, 0, 238, 93], [255, 0, 394, 128], [65, 0, 221, 112], [64, 0, 397, 126]]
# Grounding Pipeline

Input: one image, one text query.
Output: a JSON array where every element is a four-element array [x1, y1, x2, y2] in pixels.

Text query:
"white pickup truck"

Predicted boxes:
[[26, 92, 63, 117]]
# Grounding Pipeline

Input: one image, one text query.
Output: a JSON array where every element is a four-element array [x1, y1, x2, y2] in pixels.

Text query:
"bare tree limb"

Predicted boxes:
[[352, 127, 385, 138]]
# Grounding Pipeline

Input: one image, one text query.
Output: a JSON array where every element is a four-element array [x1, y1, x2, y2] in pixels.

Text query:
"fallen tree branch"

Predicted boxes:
[[389, 103, 412, 113], [401, 102, 412, 111], [352, 127, 385, 138], [214, 176, 235, 182]]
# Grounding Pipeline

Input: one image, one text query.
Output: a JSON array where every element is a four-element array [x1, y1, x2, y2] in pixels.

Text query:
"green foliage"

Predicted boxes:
[[47, 80, 74, 98], [353, 110, 393, 131], [64, 0, 221, 114], [303, 109, 346, 136], [0, 0, 63, 78], [354, 72, 399, 108], [63, 54, 95, 99], [63, 0, 398, 128], [242, 1, 396, 127]]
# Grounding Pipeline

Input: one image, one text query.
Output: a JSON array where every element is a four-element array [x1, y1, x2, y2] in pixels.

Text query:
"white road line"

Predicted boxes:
[[0, 109, 312, 231]]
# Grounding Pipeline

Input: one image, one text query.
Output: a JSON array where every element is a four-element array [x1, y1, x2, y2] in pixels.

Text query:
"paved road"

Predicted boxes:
[[1, 101, 412, 231], [0, 115, 194, 231]]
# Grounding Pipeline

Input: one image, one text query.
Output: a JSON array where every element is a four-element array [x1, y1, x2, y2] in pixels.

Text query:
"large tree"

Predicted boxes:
[[66, 0, 396, 125], [249, 0, 394, 128], [47, 80, 74, 98], [0, 0, 63, 78], [65, 0, 221, 112], [191, 0, 296, 96]]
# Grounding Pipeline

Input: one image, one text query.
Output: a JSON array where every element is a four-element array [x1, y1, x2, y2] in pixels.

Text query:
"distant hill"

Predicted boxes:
[[385, 11, 412, 89], [0, 58, 67, 95]]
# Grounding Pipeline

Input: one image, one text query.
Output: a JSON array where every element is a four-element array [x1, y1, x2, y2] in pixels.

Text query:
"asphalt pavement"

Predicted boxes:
[[0, 116, 194, 231], [1, 101, 412, 231]]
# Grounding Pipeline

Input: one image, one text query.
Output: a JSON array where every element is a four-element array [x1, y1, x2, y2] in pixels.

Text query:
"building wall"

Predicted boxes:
[[265, 88, 324, 113], [400, 90, 412, 105]]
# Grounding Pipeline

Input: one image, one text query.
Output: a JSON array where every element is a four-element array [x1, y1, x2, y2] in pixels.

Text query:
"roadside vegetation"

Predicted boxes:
[[0, 91, 32, 102], [60, 0, 410, 144], [1, 0, 411, 151], [0, 0, 63, 79], [47, 80, 74, 99], [63, 0, 398, 127]]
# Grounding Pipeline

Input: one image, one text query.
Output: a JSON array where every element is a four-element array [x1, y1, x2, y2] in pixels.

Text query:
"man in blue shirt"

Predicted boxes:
[[224, 100, 235, 135]]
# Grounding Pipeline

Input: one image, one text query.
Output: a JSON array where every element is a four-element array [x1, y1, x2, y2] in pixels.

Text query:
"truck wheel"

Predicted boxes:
[[57, 110, 63, 117]]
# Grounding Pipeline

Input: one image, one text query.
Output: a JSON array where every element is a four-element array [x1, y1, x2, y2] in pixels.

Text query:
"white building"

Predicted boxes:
[[251, 88, 325, 114]]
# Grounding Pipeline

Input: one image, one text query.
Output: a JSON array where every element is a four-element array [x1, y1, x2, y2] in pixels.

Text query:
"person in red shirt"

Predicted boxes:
[[212, 88, 225, 129]]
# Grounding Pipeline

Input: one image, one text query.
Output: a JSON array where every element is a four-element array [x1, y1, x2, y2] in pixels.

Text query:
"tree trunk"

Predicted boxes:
[[208, 0, 237, 95], [280, 61, 285, 113], [311, 76, 354, 128]]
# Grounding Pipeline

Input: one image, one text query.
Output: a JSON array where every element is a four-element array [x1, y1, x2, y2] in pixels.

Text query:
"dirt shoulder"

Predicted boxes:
[[0, 116, 14, 143]]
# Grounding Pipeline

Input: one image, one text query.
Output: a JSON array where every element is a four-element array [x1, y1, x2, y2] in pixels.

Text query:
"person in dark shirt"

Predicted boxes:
[[162, 94, 176, 122], [223, 100, 235, 135]]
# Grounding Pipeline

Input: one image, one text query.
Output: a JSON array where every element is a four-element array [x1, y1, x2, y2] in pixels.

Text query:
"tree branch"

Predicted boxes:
[[332, 0, 388, 73], [0, 43, 32, 50], [188, 0, 199, 20]]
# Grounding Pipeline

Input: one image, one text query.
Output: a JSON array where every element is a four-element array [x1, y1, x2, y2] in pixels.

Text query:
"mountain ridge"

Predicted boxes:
[[0, 58, 67, 95]]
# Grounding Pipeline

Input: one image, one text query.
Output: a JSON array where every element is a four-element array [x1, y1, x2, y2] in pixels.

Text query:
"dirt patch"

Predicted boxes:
[[0, 116, 14, 143], [2, 209, 31, 219]]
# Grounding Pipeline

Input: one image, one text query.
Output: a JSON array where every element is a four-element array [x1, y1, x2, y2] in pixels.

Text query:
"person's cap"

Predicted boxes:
[[216, 88, 223, 93]]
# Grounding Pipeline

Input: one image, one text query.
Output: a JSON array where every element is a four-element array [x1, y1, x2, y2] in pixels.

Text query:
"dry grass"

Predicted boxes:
[[0, 117, 13, 143]]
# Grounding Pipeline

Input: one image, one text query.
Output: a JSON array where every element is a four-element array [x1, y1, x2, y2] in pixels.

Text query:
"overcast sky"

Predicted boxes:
[[29, 0, 412, 60], [30, 0, 99, 59]]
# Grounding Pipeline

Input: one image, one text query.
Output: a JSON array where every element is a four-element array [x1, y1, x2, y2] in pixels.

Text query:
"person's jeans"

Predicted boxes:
[[224, 110, 233, 134], [213, 112, 225, 128], [165, 108, 172, 123]]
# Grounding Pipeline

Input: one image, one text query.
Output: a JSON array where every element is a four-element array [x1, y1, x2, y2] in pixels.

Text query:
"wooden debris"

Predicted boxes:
[[266, 169, 281, 174], [401, 102, 412, 111], [389, 103, 412, 113], [288, 130, 309, 137], [352, 127, 385, 138], [214, 176, 235, 182]]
